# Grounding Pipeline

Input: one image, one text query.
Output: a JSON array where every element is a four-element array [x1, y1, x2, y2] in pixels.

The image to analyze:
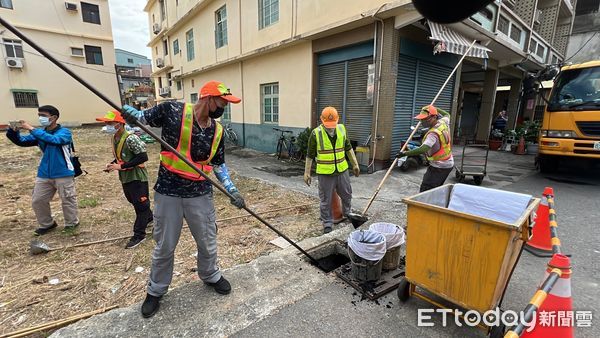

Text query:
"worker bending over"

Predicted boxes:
[[397, 105, 454, 192]]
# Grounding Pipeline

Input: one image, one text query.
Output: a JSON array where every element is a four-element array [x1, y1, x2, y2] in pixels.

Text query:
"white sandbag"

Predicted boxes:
[[369, 223, 405, 249], [347, 230, 387, 261], [447, 184, 532, 224]]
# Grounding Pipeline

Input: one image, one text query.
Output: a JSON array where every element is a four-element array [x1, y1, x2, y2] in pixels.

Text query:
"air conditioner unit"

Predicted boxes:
[[534, 9, 542, 24], [6, 58, 24, 69], [65, 2, 77, 11], [156, 58, 164, 68], [153, 23, 161, 35], [159, 87, 171, 97]]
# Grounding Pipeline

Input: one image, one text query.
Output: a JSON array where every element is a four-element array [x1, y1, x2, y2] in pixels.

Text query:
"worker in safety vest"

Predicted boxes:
[[96, 110, 153, 249], [121, 81, 245, 318], [304, 106, 360, 234], [396, 105, 454, 192]]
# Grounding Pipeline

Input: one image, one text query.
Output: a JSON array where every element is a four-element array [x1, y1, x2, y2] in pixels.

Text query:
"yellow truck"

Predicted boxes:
[[537, 60, 600, 172]]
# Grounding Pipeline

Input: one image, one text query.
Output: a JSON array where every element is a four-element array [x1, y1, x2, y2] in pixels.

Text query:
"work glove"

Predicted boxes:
[[230, 191, 245, 209], [352, 166, 360, 177], [395, 151, 406, 159], [304, 158, 313, 187], [121, 105, 142, 125]]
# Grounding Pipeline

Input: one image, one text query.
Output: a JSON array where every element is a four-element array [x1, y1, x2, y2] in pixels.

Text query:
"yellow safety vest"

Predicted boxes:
[[112, 131, 145, 171], [315, 124, 349, 175], [424, 120, 452, 162], [159, 103, 223, 181]]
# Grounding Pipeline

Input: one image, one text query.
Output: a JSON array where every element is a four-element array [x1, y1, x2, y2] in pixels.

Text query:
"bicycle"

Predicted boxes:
[[274, 128, 303, 161], [223, 123, 238, 148]]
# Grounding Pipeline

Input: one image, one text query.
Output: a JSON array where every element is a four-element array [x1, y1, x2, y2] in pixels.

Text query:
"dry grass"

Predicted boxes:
[[0, 128, 320, 336]]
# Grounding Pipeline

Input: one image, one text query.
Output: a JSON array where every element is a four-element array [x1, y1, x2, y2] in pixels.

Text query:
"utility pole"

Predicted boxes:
[[114, 64, 125, 105]]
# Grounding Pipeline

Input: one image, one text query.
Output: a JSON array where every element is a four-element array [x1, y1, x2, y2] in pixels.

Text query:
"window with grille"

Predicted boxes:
[[261, 83, 279, 123], [259, 0, 279, 29], [509, 25, 522, 44], [186, 29, 195, 61], [190, 93, 198, 103], [173, 39, 179, 55], [3, 39, 23, 58], [12, 91, 39, 108], [81, 2, 101, 24], [84, 45, 103, 65], [215, 6, 228, 48], [498, 16, 509, 35], [176, 81, 182, 91], [0, 0, 13, 9]]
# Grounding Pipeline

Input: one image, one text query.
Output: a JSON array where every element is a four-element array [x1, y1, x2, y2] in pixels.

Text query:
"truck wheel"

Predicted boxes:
[[537, 155, 558, 173], [473, 176, 484, 185]]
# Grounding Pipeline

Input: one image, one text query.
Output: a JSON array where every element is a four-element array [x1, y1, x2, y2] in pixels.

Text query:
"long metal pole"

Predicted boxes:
[[0, 16, 320, 267], [361, 40, 478, 215]]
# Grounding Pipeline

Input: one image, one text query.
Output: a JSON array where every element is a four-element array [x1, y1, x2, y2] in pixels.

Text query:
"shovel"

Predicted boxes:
[[348, 40, 478, 228]]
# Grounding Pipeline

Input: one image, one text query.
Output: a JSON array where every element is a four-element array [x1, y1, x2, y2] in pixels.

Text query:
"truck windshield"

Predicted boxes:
[[547, 66, 600, 112]]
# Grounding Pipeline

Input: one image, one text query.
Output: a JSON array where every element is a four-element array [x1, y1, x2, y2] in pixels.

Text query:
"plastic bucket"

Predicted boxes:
[[369, 223, 405, 270], [347, 230, 386, 282]]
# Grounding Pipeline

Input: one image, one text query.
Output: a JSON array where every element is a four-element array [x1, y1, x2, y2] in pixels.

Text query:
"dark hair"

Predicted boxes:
[[38, 105, 60, 118]]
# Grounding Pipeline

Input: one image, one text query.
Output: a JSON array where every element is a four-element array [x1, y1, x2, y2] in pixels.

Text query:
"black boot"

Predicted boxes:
[[34, 221, 58, 235], [141, 293, 161, 318], [205, 276, 231, 295]]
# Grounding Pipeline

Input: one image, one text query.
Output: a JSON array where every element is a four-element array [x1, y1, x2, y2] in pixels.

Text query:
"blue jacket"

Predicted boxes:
[[6, 125, 75, 179]]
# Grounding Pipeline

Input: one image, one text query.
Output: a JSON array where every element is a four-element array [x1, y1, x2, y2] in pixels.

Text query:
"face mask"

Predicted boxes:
[[39, 116, 51, 127], [102, 125, 118, 134], [209, 106, 225, 119]]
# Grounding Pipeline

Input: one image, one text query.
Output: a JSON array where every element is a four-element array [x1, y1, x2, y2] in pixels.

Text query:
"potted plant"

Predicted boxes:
[[523, 120, 541, 154], [488, 129, 504, 150]]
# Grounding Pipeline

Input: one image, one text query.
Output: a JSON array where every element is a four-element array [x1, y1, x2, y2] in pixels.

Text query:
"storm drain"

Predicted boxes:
[[303, 240, 406, 299]]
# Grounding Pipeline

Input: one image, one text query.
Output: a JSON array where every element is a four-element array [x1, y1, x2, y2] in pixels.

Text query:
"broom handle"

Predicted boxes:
[[361, 40, 477, 215]]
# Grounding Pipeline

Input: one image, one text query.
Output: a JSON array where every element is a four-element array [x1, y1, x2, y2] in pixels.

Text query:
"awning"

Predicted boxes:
[[427, 21, 491, 59]]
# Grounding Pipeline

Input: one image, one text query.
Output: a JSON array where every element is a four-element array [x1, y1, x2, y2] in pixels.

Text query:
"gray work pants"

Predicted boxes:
[[32, 177, 79, 227], [147, 192, 221, 297], [318, 170, 352, 228]]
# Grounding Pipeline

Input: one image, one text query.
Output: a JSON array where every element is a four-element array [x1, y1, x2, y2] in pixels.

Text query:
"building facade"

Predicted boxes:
[[566, 0, 599, 63], [115, 48, 153, 107], [0, 0, 120, 126], [145, 0, 574, 169]]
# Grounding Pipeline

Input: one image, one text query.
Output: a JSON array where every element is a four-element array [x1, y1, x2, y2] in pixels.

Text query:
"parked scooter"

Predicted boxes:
[[397, 126, 429, 172]]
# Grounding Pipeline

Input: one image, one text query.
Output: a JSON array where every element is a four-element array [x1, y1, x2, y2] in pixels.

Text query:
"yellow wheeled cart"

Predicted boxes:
[[398, 184, 539, 337]]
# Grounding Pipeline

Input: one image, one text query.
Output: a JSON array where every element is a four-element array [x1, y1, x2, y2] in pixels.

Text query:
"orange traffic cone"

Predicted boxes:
[[521, 254, 574, 338], [516, 136, 526, 155], [525, 187, 554, 257], [331, 191, 345, 224]]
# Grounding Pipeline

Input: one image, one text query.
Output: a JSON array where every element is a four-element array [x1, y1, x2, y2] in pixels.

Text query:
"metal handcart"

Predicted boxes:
[[398, 184, 539, 337], [455, 143, 489, 185]]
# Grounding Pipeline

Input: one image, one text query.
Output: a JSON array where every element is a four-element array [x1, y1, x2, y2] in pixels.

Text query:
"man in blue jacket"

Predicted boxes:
[[6, 105, 80, 234]]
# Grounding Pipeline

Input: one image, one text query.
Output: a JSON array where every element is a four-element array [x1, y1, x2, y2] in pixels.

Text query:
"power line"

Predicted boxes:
[[564, 31, 598, 63]]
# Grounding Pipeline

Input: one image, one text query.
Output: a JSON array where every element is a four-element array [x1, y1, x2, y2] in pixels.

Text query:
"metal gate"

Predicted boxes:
[[317, 57, 373, 146], [390, 55, 455, 156]]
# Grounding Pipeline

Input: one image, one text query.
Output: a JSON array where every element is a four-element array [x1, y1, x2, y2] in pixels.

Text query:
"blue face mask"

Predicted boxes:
[[102, 125, 118, 134], [39, 116, 51, 127]]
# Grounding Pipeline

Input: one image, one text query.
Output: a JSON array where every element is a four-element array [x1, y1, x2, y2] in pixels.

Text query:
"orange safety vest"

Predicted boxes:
[[112, 131, 145, 171], [424, 120, 452, 162], [159, 103, 223, 181]]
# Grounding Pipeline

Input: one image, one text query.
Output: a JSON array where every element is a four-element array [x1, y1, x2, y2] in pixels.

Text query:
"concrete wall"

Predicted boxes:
[[566, 31, 600, 63], [0, 0, 120, 126]]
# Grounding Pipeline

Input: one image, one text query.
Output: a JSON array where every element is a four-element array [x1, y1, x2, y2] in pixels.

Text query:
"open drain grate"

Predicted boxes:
[[334, 260, 406, 300]]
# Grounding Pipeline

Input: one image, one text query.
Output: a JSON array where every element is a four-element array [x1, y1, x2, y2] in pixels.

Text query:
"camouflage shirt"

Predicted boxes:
[[143, 101, 225, 198]]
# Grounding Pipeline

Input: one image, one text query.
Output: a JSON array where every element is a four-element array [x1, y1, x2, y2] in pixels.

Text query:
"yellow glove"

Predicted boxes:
[[304, 158, 313, 186], [347, 149, 360, 177]]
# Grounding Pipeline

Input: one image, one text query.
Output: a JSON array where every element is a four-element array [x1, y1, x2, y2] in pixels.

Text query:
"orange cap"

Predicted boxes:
[[96, 110, 126, 124], [199, 81, 241, 103], [320, 107, 339, 128], [415, 105, 438, 120]]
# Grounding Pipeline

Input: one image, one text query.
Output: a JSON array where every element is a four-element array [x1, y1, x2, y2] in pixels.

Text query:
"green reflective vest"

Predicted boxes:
[[314, 124, 349, 175]]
